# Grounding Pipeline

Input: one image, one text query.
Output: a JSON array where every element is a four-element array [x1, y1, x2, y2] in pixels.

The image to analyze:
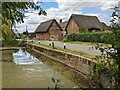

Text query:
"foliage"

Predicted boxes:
[[21, 34, 27, 40], [15, 34, 21, 39], [0, 39, 27, 47], [19, 40, 27, 47], [67, 32, 112, 44], [108, 25, 120, 88], [2, 2, 46, 25], [17, 34, 28, 46], [103, 2, 120, 87], [1, 2, 46, 40], [51, 77, 61, 89], [91, 1, 120, 88], [23, 30, 29, 36], [90, 55, 119, 88], [1, 21, 14, 40], [1, 40, 19, 47], [0, 29, 2, 40], [48, 77, 61, 90], [29, 33, 36, 39]]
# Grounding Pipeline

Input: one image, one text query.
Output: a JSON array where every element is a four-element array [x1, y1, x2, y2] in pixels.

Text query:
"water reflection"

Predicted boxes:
[[13, 49, 42, 65], [2, 49, 87, 88]]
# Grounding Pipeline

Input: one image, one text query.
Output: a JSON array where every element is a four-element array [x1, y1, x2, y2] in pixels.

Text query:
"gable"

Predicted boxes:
[[65, 16, 79, 34], [35, 19, 62, 33], [66, 14, 103, 31], [73, 14, 103, 29]]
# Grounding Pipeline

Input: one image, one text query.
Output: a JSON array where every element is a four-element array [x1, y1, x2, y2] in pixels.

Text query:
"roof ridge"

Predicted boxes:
[[40, 19, 55, 24], [66, 14, 104, 30], [72, 14, 96, 17], [35, 19, 62, 33]]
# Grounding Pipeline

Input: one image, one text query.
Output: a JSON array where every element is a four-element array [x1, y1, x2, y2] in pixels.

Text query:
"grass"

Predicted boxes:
[[29, 42, 96, 59], [59, 41, 112, 48], [66, 41, 97, 46]]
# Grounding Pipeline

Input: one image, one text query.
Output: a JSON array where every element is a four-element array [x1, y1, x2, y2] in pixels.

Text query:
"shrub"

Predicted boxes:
[[67, 32, 113, 44], [1, 40, 19, 47], [19, 40, 27, 47]]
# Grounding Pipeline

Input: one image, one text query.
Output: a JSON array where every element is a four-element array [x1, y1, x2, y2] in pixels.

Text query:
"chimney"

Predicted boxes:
[[59, 19, 62, 24]]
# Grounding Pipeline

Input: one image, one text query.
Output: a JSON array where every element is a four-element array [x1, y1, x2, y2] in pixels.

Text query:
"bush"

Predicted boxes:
[[67, 32, 113, 44], [19, 40, 27, 47], [1, 40, 19, 47]]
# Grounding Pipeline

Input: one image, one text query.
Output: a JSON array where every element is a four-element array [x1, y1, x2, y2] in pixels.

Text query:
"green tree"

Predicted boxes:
[[93, 1, 120, 88], [2, 20, 14, 40], [2, 2, 46, 25], [23, 30, 28, 36], [1, 2, 46, 40], [109, 3, 120, 87]]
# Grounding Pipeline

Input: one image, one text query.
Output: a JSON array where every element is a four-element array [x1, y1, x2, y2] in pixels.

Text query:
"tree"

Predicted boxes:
[[23, 30, 28, 36], [93, 1, 120, 88], [2, 2, 46, 25], [109, 2, 120, 87], [1, 2, 46, 40], [2, 20, 14, 40]]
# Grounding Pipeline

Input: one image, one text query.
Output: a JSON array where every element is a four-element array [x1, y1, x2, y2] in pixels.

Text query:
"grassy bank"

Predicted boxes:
[[65, 41, 112, 48]]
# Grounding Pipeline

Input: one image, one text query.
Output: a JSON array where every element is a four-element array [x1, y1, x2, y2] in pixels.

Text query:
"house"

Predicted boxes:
[[59, 19, 68, 36], [65, 14, 106, 35], [35, 19, 62, 41]]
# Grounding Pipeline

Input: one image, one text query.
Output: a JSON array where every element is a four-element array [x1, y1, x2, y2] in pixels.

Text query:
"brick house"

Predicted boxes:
[[65, 14, 107, 35], [35, 19, 62, 41]]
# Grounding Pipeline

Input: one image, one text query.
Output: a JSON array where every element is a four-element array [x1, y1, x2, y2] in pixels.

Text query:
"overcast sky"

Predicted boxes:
[[14, 0, 120, 33]]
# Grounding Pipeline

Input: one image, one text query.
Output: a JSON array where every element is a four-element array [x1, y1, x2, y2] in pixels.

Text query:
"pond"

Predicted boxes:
[[1, 49, 88, 88]]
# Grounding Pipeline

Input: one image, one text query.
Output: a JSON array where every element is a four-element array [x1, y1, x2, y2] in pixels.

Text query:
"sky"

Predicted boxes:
[[14, 0, 120, 33]]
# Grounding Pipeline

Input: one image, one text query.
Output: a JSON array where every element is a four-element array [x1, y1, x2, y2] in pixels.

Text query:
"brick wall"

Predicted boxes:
[[66, 17, 79, 35], [36, 33, 49, 40], [35, 21, 62, 40], [49, 21, 62, 40]]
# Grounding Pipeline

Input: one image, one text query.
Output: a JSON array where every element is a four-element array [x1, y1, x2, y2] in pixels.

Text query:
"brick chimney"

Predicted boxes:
[[59, 19, 62, 24]]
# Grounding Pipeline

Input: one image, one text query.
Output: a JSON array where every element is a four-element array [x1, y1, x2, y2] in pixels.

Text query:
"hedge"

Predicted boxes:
[[0, 40, 27, 47], [0, 40, 19, 47], [67, 32, 113, 44]]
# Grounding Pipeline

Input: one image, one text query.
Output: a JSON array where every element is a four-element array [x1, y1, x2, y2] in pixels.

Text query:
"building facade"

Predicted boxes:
[[65, 14, 108, 35], [35, 19, 62, 41]]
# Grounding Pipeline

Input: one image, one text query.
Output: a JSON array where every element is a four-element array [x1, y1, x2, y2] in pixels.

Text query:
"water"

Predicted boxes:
[[1, 49, 88, 88]]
